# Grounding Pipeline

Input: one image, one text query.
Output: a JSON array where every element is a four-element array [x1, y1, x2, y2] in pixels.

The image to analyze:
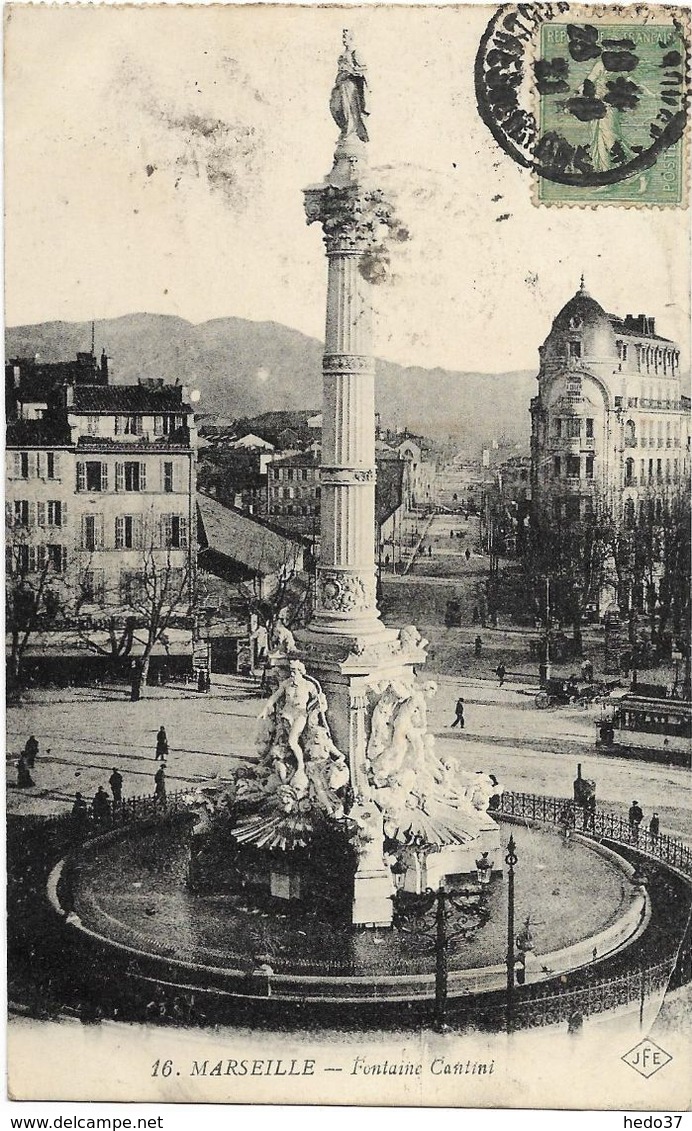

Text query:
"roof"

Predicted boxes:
[[6, 419, 73, 447], [270, 451, 321, 469], [72, 385, 189, 413], [376, 460, 405, 525], [196, 493, 303, 577], [231, 433, 275, 450], [76, 434, 192, 452], [607, 316, 673, 344]]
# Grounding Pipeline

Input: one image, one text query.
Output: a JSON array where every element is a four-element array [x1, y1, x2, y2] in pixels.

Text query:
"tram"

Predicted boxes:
[[596, 693, 691, 769]]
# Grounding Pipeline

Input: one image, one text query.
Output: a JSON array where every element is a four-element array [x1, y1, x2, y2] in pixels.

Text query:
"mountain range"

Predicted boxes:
[[5, 314, 534, 450]]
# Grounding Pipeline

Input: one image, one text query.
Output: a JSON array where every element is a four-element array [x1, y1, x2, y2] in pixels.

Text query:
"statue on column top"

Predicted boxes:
[[330, 29, 370, 144]]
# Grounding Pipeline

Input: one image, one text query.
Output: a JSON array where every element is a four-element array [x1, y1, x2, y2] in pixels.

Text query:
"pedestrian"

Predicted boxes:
[[495, 662, 506, 688], [109, 767, 123, 805], [155, 725, 169, 762], [154, 764, 167, 807], [465, 547, 471, 561], [130, 660, 141, 702], [92, 786, 111, 824], [16, 754, 34, 789], [24, 735, 39, 769], [474, 635, 483, 658], [450, 529, 454, 539], [71, 791, 88, 826], [628, 800, 643, 841], [581, 658, 594, 683], [649, 813, 660, 841], [428, 544, 433, 558], [450, 697, 465, 729]]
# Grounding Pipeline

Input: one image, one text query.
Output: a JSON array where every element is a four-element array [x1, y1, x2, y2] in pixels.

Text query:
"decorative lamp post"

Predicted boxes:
[[505, 834, 518, 1033], [475, 851, 494, 886]]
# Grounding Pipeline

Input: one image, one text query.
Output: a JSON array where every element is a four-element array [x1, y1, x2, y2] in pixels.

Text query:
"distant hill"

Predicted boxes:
[[5, 314, 534, 450]]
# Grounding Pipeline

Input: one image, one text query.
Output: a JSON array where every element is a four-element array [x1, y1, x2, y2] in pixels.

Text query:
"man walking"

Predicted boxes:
[[24, 735, 39, 769], [628, 800, 643, 842], [474, 635, 483, 658], [109, 767, 123, 806], [450, 697, 465, 729], [92, 786, 111, 824], [495, 662, 506, 688], [155, 726, 169, 762], [649, 813, 660, 842], [154, 764, 167, 808]]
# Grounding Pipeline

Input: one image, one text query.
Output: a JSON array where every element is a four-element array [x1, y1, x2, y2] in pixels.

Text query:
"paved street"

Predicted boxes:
[[7, 672, 691, 842]]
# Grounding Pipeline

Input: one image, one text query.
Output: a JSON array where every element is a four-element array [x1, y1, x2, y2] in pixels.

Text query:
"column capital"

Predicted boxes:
[[304, 182, 400, 255]]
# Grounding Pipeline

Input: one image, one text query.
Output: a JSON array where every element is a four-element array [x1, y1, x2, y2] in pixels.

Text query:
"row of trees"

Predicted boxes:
[[6, 536, 193, 697], [521, 489, 691, 657]]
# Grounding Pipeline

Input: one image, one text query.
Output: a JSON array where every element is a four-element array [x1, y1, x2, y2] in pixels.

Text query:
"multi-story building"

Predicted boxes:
[[266, 450, 321, 536], [530, 280, 689, 523], [6, 353, 196, 672]]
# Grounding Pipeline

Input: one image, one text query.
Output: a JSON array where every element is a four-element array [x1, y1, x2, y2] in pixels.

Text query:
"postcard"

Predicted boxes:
[[5, 1, 691, 1110]]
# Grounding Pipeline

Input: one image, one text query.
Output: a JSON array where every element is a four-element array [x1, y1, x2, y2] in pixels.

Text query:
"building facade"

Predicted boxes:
[[530, 281, 689, 523], [6, 355, 196, 670]]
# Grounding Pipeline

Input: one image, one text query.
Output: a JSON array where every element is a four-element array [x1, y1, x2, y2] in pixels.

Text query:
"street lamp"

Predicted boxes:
[[475, 851, 494, 886], [505, 834, 518, 1034]]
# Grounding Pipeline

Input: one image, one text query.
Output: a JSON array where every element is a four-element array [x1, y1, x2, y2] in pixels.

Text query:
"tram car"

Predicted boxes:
[[596, 693, 691, 769]]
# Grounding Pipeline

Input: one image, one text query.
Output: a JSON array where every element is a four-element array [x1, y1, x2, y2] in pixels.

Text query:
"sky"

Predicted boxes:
[[4, 3, 690, 373]]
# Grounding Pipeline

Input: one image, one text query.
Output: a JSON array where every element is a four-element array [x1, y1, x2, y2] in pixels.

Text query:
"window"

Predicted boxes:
[[115, 415, 143, 435], [566, 455, 581, 478], [77, 461, 107, 492], [120, 570, 143, 606], [553, 456, 561, 479], [624, 458, 634, 485], [566, 418, 581, 438], [46, 544, 67, 572], [16, 452, 29, 479], [656, 459, 662, 480], [13, 501, 30, 526], [46, 501, 63, 527], [81, 569, 105, 604], [586, 418, 594, 438], [624, 500, 635, 528], [161, 515, 188, 549], [569, 341, 582, 359], [622, 344, 628, 361], [47, 453, 57, 480], [115, 515, 141, 550], [555, 419, 562, 438], [163, 461, 174, 493], [116, 461, 146, 492], [85, 415, 100, 435], [585, 455, 594, 479], [565, 498, 580, 522], [82, 514, 104, 552], [648, 459, 654, 481]]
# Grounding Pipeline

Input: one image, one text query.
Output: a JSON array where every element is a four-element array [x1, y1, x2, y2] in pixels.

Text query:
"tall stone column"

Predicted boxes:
[[304, 178, 387, 642]]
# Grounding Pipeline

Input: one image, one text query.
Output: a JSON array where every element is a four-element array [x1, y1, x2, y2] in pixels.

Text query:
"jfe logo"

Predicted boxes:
[[622, 1039, 672, 1079]]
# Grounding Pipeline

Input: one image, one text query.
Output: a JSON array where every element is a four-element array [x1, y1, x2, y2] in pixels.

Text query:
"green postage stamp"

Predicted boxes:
[[475, 4, 689, 207]]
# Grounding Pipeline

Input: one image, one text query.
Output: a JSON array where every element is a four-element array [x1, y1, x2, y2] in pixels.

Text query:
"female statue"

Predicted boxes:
[[330, 29, 370, 144]]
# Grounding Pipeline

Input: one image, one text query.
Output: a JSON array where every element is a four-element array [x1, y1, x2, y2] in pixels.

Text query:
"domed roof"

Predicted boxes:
[[552, 279, 610, 332]]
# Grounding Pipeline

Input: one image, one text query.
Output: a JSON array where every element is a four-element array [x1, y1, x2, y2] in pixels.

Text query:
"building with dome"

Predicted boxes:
[[530, 280, 690, 526]]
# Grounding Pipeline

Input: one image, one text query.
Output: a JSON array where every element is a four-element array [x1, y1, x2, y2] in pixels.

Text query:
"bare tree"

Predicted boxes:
[[6, 531, 66, 689], [522, 500, 614, 653], [124, 546, 194, 697]]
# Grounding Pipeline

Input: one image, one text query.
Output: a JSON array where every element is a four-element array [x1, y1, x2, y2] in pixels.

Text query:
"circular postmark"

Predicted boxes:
[[475, 4, 689, 189]]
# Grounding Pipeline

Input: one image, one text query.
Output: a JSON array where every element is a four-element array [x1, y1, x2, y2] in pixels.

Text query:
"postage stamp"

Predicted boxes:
[[475, 4, 690, 207]]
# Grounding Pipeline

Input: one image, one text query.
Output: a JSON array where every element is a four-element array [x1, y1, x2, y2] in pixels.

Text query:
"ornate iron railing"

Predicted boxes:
[[498, 790, 692, 876]]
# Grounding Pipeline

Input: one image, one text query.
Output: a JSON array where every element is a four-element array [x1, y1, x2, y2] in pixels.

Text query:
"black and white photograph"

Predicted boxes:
[[4, 1, 691, 1111]]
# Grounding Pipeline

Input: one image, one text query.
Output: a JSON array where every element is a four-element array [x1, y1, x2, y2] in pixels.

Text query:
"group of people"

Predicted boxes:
[[67, 724, 170, 826], [628, 800, 660, 843]]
